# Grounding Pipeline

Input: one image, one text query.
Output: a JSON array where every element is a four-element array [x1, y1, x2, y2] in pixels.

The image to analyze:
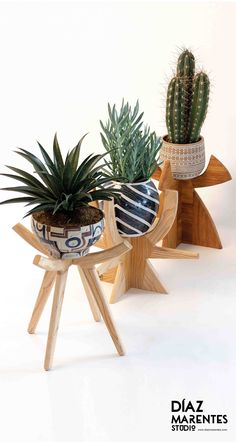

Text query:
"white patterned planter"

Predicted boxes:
[[160, 135, 205, 180], [32, 211, 104, 260]]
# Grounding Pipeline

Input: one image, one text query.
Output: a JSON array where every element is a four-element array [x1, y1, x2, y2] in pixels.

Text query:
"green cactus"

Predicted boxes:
[[166, 77, 186, 144], [188, 72, 210, 143], [166, 50, 210, 144], [177, 49, 195, 78], [177, 50, 195, 143]]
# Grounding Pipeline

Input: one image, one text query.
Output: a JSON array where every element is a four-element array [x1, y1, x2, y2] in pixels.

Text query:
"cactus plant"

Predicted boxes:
[[188, 72, 210, 143], [166, 77, 186, 144], [166, 49, 210, 144], [177, 49, 195, 78]]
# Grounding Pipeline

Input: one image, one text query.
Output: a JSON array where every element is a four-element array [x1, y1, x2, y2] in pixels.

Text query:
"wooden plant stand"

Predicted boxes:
[[153, 156, 232, 249], [96, 190, 199, 303], [12, 222, 131, 370]]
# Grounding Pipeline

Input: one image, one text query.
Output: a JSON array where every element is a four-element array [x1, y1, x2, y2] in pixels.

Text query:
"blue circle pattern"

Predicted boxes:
[[65, 237, 81, 248]]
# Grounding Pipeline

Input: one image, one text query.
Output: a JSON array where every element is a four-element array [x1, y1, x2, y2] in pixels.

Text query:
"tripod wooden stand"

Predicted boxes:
[[12, 217, 131, 370]]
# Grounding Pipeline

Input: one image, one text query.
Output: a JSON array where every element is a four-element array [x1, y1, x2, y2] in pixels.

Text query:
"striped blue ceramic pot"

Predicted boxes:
[[114, 180, 159, 237]]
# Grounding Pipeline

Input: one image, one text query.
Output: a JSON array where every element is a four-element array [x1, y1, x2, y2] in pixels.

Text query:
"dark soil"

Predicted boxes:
[[33, 206, 103, 228]]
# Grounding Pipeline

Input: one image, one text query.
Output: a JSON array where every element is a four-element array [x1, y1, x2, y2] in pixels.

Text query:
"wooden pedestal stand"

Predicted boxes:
[[12, 221, 131, 370], [153, 156, 232, 249], [96, 190, 199, 303]]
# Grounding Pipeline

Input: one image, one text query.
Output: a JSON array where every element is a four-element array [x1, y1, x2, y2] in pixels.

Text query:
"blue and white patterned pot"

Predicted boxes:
[[32, 212, 104, 260], [114, 180, 159, 237]]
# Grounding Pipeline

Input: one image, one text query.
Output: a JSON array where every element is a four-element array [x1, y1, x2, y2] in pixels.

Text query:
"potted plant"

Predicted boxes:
[[161, 49, 210, 179], [100, 100, 161, 237], [0, 134, 120, 259]]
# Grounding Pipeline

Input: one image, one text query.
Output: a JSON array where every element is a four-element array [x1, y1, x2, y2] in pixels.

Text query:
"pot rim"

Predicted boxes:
[[162, 134, 204, 147], [32, 206, 104, 229], [114, 178, 154, 186]]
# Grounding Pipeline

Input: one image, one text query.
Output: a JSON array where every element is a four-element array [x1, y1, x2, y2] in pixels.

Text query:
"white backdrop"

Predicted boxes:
[[0, 1, 235, 225], [0, 3, 236, 442]]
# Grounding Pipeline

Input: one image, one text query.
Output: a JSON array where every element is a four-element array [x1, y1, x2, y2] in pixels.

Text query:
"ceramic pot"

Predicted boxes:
[[160, 135, 205, 180], [114, 180, 159, 237], [31, 210, 104, 259]]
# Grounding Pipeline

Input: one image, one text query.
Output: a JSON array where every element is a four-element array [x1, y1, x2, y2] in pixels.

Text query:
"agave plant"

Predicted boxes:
[[0, 134, 120, 218], [100, 100, 162, 183]]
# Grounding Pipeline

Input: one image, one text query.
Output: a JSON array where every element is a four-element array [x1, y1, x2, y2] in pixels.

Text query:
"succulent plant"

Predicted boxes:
[[166, 76, 186, 144], [188, 72, 210, 143], [177, 49, 195, 78], [0, 134, 120, 218], [100, 100, 162, 183], [166, 49, 210, 144]]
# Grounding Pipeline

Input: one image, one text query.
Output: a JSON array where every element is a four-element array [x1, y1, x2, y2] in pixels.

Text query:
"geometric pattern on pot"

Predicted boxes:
[[31, 217, 104, 260], [114, 180, 159, 237], [160, 135, 205, 180]]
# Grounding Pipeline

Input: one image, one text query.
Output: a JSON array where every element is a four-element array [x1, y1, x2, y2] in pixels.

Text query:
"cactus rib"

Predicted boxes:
[[165, 49, 210, 144], [188, 72, 210, 143]]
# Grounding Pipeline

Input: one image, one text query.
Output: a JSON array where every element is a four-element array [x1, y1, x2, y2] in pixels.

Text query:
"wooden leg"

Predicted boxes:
[[97, 257, 119, 278], [110, 262, 126, 304], [99, 267, 117, 283], [150, 246, 198, 259], [162, 216, 180, 248], [142, 260, 168, 294], [44, 270, 68, 371], [28, 270, 56, 334], [191, 190, 222, 248], [82, 267, 124, 356], [78, 267, 101, 322]]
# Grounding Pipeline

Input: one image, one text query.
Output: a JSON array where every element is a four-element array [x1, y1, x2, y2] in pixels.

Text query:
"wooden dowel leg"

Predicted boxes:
[[82, 267, 124, 356], [150, 246, 199, 259], [110, 262, 126, 304], [97, 257, 119, 277], [78, 267, 101, 322], [28, 270, 56, 334], [44, 270, 68, 371]]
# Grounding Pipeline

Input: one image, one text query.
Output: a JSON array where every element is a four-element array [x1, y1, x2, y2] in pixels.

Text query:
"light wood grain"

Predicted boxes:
[[146, 189, 178, 244], [28, 270, 56, 334], [150, 246, 198, 259], [82, 267, 124, 356], [95, 235, 107, 249], [155, 160, 178, 191], [99, 267, 117, 283], [44, 270, 68, 371], [13, 212, 131, 369], [13, 223, 49, 256], [73, 241, 132, 267], [192, 155, 232, 188], [191, 190, 222, 248], [78, 267, 101, 322], [152, 165, 162, 181], [110, 262, 127, 304], [97, 257, 120, 278], [155, 155, 232, 249], [33, 255, 71, 272], [142, 260, 167, 294], [98, 189, 198, 302]]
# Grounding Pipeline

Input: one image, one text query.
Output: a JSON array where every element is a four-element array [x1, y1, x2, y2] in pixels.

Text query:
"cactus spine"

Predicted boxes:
[[177, 49, 195, 78], [166, 77, 185, 143], [166, 49, 210, 144], [188, 72, 210, 143]]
